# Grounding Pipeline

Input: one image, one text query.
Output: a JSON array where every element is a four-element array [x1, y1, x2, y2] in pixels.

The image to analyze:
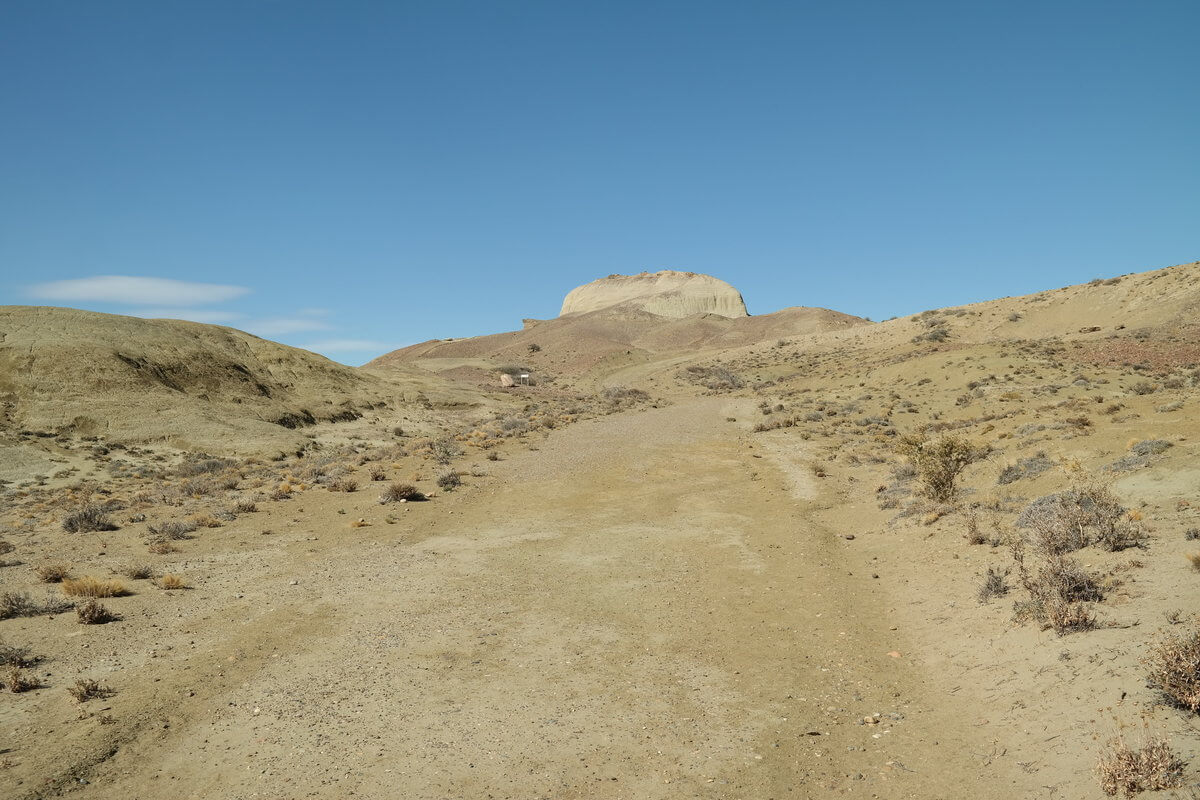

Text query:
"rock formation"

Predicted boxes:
[[559, 271, 748, 318]]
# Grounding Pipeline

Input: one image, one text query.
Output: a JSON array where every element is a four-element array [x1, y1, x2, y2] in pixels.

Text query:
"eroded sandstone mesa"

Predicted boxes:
[[559, 270, 749, 318]]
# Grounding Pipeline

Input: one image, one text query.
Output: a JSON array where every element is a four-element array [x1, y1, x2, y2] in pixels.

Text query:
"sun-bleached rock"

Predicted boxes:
[[559, 270, 748, 318]]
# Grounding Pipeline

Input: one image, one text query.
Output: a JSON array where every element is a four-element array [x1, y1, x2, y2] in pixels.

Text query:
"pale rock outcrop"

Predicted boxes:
[[560, 271, 748, 319]]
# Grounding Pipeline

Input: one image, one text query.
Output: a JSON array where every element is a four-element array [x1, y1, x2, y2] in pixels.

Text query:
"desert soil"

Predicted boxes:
[[4, 398, 1045, 800]]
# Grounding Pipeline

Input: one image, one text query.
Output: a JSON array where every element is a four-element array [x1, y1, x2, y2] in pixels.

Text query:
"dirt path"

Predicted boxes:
[[32, 399, 1024, 799]]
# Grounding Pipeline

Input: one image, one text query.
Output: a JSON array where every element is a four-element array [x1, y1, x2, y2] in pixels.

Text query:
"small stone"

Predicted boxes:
[[288, 580, 298, 586], [843, 534, 856, 540]]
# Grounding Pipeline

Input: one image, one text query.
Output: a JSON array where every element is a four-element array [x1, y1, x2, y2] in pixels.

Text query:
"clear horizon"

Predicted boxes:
[[2, 1, 1197, 365]]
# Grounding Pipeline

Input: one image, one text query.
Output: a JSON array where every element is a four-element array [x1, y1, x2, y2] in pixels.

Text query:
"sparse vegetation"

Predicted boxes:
[[34, 563, 71, 583], [1145, 620, 1200, 712], [233, 498, 258, 513], [897, 433, 983, 502], [155, 573, 187, 590], [0, 640, 36, 668], [1, 591, 72, 620], [76, 599, 115, 625], [147, 520, 198, 540], [5, 666, 40, 693], [123, 563, 154, 579], [62, 504, 118, 533], [437, 470, 462, 491], [380, 482, 424, 503], [68, 678, 114, 702], [1096, 730, 1185, 796], [61, 577, 127, 598], [978, 567, 1010, 602]]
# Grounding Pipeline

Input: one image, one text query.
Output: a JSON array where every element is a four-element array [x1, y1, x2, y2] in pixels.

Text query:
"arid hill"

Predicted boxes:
[[369, 273, 868, 386], [0, 307, 488, 458]]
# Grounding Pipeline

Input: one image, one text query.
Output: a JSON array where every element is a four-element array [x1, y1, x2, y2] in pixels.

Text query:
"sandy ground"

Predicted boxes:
[[3, 398, 1045, 800]]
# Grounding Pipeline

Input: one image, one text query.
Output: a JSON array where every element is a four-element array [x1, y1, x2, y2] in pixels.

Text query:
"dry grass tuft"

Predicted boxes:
[[148, 540, 177, 555], [61, 577, 127, 598], [1144, 620, 1200, 712], [75, 599, 114, 625], [34, 563, 71, 583], [154, 574, 187, 590], [1186, 552, 1200, 572], [1096, 731, 1185, 796], [67, 678, 114, 703]]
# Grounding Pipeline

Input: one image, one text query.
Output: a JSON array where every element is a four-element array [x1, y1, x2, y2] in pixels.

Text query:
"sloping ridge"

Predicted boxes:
[[369, 303, 870, 380], [0, 306, 398, 452]]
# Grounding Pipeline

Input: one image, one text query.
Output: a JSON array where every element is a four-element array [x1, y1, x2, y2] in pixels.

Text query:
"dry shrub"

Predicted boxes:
[[380, 482, 424, 503], [148, 540, 177, 555], [0, 640, 35, 667], [61, 577, 127, 598], [965, 513, 987, 545], [1, 591, 73, 619], [155, 574, 187, 590], [62, 504, 118, 533], [1186, 552, 1200, 571], [369, 466, 387, 482], [1144, 621, 1200, 712], [68, 678, 114, 702], [123, 563, 153, 579], [429, 438, 461, 465], [1012, 539, 1103, 634], [330, 478, 359, 493], [0, 592, 39, 620], [190, 514, 223, 528], [977, 567, 1010, 603], [5, 667, 39, 693], [76, 599, 114, 625], [148, 520, 198, 540], [34, 563, 71, 583], [1096, 731, 1185, 796], [1018, 483, 1144, 553], [437, 470, 462, 491], [897, 433, 984, 503], [232, 498, 258, 514]]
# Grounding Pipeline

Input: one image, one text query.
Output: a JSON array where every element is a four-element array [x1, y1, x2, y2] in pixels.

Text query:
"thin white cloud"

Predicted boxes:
[[302, 339, 394, 353], [29, 275, 249, 305], [132, 308, 245, 324], [247, 317, 333, 336]]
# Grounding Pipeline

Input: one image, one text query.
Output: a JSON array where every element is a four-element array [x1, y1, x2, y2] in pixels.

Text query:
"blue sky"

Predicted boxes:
[[2, 1, 1197, 365]]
